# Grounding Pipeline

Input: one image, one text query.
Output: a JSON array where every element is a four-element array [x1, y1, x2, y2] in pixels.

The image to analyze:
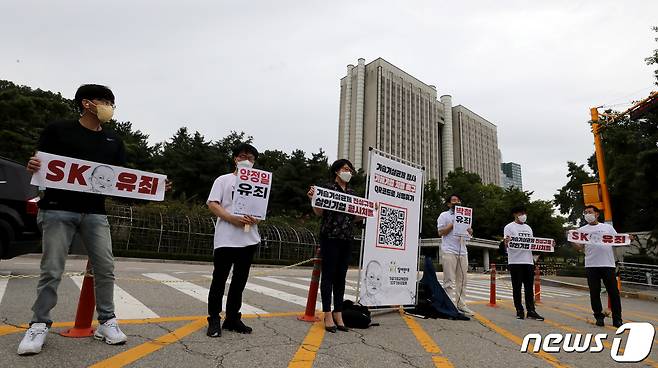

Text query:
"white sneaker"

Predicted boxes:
[[94, 318, 127, 345], [458, 305, 474, 316], [17, 323, 49, 355]]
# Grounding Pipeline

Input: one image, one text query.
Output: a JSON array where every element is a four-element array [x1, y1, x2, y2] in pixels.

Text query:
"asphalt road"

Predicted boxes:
[[1, 255, 657, 368]]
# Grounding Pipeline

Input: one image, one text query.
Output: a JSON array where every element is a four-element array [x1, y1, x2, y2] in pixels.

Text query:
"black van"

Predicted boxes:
[[0, 157, 41, 259]]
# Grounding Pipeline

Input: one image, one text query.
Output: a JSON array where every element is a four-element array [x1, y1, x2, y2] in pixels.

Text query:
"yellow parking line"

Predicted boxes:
[[0, 325, 25, 336], [400, 310, 454, 367], [538, 302, 658, 345], [89, 318, 207, 368], [497, 301, 658, 368], [288, 320, 325, 368], [547, 300, 658, 324], [243, 312, 301, 319], [472, 312, 570, 368], [2, 313, 302, 337]]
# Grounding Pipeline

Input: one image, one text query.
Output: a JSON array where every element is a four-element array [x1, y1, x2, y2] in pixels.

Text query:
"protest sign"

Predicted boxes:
[[568, 230, 631, 246], [30, 151, 166, 201], [360, 152, 423, 307], [311, 187, 376, 218], [453, 206, 473, 237], [232, 168, 272, 220], [508, 236, 555, 252]]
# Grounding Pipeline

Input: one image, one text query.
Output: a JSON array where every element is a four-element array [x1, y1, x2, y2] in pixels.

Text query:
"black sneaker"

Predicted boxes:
[[207, 316, 221, 337], [526, 311, 544, 321], [595, 317, 605, 327], [613, 319, 623, 328], [223, 314, 252, 334], [516, 310, 525, 319]]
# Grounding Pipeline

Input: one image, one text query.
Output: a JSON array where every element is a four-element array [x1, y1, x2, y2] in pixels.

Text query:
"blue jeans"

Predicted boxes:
[[31, 210, 116, 326]]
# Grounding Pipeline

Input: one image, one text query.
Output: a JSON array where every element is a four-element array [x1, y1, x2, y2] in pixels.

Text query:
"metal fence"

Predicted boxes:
[[106, 204, 320, 263], [618, 262, 658, 288]]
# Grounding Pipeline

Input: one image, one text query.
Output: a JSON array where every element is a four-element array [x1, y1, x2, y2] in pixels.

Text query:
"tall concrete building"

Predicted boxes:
[[501, 162, 522, 189], [337, 58, 453, 182], [337, 57, 502, 185], [452, 105, 501, 185]]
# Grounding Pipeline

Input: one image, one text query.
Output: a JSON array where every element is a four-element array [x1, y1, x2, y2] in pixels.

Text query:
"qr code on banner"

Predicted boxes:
[[376, 204, 407, 250]]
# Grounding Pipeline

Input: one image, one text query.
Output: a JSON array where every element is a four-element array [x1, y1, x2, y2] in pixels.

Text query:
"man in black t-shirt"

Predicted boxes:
[[18, 85, 128, 355]]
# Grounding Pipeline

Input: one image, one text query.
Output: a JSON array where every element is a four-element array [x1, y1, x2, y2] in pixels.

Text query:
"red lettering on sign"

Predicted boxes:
[[116, 172, 138, 192], [138, 176, 159, 195], [45, 160, 66, 181], [579, 233, 589, 241], [67, 164, 90, 185]]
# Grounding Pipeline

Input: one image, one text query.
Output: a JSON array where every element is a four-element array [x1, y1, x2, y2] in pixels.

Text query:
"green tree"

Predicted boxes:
[[105, 121, 157, 171], [645, 26, 658, 86], [156, 128, 220, 202], [0, 80, 76, 162], [553, 162, 595, 226]]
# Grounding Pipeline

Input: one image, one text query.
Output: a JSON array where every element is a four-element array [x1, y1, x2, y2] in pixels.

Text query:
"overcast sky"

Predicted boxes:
[[2, 0, 656, 201]]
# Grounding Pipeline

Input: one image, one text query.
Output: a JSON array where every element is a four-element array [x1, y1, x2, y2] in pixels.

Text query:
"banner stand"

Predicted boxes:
[[354, 148, 373, 304], [356, 147, 425, 309]]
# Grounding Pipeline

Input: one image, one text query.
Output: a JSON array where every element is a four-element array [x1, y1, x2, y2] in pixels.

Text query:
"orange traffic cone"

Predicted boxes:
[[60, 261, 96, 337]]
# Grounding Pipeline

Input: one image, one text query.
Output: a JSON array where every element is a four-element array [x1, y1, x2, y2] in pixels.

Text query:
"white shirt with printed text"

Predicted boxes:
[[437, 210, 468, 255], [207, 173, 261, 249], [504, 221, 534, 265], [577, 223, 617, 268]]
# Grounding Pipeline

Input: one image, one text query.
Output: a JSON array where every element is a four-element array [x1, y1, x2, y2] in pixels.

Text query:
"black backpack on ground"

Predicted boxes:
[[342, 300, 378, 328]]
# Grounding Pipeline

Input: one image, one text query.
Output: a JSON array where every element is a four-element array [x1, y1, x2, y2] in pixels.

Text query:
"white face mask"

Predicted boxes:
[[236, 159, 254, 169], [517, 214, 527, 223], [338, 171, 352, 183], [584, 213, 597, 223]]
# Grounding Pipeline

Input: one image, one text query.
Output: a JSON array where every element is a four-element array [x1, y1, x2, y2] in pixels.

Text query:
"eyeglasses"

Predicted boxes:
[[87, 99, 116, 108], [237, 153, 255, 161]]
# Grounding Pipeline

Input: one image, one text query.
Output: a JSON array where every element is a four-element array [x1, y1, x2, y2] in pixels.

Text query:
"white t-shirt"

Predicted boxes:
[[437, 210, 468, 255], [504, 221, 534, 265], [577, 223, 617, 268], [207, 173, 261, 249]]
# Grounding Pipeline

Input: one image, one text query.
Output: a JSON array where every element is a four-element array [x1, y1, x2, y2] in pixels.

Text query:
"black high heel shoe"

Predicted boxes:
[[333, 312, 349, 332], [324, 325, 337, 333]]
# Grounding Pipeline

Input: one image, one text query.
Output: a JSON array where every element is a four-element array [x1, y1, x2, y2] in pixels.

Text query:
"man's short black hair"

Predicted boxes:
[[445, 193, 461, 204], [584, 205, 601, 213], [232, 143, 259, 160], [74, 84, 115, 113], [510, 205, 527, 215], [330, 159, 355, 179]]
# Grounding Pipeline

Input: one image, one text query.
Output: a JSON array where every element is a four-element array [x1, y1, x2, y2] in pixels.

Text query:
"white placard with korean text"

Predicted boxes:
[[30, 151, 166, 201], [568, 230, 631, 246], [311, 187, 376, 218], [452, 206, 473, 237], [360, 152, 423, 307], [508, 236, 555, 253], [232, 168, 273, 220]]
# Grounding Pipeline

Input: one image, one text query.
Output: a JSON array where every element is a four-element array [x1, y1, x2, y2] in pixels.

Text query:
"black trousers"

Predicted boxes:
[[586, 267, 622, 322], [208, 244, 256, 320], [320, 237, 351, 312], [509, 264, 536, 313]]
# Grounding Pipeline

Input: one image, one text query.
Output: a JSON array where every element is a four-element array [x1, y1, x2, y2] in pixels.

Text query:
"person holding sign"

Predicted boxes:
[[307, 159, 365, 333], [436, 194, 474, 316], [19, 85, 128, 355], [503, 206, 544, 321], [572, 205, 623, 327], [206, 143, 261, 337]]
